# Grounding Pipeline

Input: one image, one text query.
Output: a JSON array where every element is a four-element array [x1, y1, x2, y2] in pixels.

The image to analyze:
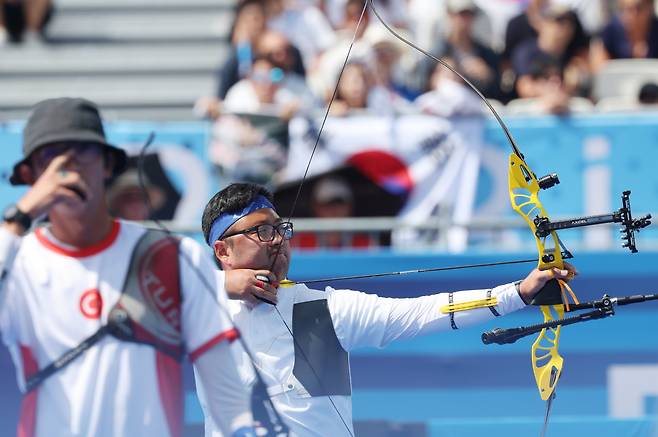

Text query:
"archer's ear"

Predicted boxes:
[[213, 240, 230, 268]]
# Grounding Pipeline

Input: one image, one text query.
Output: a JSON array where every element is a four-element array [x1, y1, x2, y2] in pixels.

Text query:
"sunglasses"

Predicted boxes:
[[251, 67, 284, 84]]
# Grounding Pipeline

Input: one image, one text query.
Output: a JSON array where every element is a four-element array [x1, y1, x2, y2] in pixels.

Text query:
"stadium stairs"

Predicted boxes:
[[0, 0, 236, 121]]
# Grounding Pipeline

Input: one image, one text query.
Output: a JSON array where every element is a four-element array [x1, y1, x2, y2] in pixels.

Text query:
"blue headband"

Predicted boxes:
[[206, 195, 275, 246]]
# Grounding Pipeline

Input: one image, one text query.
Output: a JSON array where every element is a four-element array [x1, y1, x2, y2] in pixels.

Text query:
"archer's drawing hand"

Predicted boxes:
[[224, 269, 279, 306], [518, 262, 578, 304]]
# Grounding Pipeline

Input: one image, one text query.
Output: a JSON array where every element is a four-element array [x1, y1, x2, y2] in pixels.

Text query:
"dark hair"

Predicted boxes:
[[554, 10, 589, 63], [201, 182, 274, 243], [229, 0, 266, 44], [528, 55, 562, 80], [639, 82, 658, 104]]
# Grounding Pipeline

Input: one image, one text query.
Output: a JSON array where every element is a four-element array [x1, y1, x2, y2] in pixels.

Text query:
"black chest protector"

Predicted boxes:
[[291, 299, 351, 397], [25, 229, 182, 392]]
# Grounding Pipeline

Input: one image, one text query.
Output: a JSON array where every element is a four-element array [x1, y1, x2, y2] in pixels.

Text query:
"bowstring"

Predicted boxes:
[[540, 391, 556, 437], [366, 0, 524, 159], [263, 2, 371, 436]]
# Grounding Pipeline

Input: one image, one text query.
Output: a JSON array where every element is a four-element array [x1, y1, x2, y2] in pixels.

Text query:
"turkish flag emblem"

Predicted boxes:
[[79, 289, 103, 319]]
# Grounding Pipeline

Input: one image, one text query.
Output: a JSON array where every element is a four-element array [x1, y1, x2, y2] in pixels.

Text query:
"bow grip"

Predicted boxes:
[[530, 278, 564, 306]]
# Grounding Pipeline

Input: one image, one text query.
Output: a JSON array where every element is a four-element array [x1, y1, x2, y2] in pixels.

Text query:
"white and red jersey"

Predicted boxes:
[[0, 220, 237, 437]]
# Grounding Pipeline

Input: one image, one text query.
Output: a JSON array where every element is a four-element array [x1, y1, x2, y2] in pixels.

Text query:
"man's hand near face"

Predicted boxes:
[[4, 153, 90, 236], [20, 153, 90, 214], [224, 269, 280, 305]]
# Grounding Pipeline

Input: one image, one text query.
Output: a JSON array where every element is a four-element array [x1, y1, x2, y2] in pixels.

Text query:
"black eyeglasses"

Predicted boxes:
[[221, 222, 294, 242]]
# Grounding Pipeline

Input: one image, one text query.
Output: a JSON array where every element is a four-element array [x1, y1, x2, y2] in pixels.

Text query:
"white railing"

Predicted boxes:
[[143, 214, 658, 252]]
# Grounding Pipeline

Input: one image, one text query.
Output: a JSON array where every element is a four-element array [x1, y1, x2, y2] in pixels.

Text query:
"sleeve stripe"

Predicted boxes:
[[448, 292, 458, 330], [487, 289, 501, 317], [189, 328, 240, 362]]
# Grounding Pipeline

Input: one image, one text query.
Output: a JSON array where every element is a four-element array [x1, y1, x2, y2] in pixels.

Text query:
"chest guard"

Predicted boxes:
[[25, 229, 182, 392], [291, 296, 351, 397], [108, 230, 183, 360]]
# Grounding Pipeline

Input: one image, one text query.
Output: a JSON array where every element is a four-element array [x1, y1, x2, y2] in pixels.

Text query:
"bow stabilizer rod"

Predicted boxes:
[[482, 293, 658, 345]]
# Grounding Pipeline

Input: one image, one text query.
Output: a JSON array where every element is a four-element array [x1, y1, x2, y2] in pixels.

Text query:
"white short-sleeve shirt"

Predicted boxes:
[[0, 220, 236, 437]]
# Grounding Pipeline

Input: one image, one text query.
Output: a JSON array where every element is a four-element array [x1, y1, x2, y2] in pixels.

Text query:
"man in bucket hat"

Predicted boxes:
[[0, 98, 257, 437]]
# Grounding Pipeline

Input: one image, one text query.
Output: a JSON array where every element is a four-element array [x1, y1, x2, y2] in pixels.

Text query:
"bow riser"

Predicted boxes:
[[509, 153, 567, 401]]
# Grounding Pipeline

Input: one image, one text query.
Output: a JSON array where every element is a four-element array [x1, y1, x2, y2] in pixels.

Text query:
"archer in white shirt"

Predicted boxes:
[[200, 182, 576, 436]]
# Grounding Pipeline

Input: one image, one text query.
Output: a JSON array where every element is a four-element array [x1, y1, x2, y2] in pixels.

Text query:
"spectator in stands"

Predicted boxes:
[[513, 56, 573, 114], [197, 31, 310, 120], [364, 25, 420, 102], [264, 0, 336, 71], [293, 176, 372, 249], [502, 0, 592, 100], [224, 55, 315, 120], [256, 29, 306, 79], [421, 0, 501, 100], [329, 61, 402, 116], [1, 0, 53, 43], [217, 0, 268, 100], [0, 5, 5, 44], [591, 0, 658, 72], [511, 5, 591, 107], [254, 30, 317, 108], [414, 56, 484, 117], [308, 0, 372, 101], [504, 0, 600, 60], [501, 0, 547, 100], [320, 0, 409, 29], [106, 169, 166, 222], [196, 0, 269, 119]]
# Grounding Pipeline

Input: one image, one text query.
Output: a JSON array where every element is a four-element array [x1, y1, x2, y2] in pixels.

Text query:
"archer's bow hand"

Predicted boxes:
[[517, 263, 577, 304]]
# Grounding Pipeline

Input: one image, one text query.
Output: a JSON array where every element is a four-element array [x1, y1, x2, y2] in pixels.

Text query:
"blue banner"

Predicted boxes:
[[1, 113, 658, 436]]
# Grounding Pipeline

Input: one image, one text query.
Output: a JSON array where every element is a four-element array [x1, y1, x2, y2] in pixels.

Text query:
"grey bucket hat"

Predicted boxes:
[[9, 97, 128, 185]]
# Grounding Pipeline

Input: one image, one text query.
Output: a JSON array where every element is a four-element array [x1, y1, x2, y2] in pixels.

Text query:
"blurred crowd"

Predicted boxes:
[[195, 0, 658, 119], [189, 0, 658, 247], [9, 0, 652, 247]]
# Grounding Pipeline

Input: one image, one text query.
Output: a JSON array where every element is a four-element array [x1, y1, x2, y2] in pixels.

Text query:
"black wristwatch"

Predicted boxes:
[[2, 204, 32, 230]]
